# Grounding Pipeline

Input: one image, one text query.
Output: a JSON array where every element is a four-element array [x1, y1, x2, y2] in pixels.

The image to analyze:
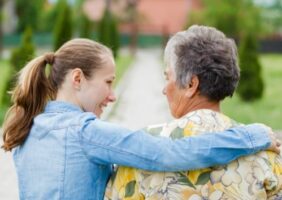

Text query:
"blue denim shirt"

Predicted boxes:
[[13, 101, 270, 200]]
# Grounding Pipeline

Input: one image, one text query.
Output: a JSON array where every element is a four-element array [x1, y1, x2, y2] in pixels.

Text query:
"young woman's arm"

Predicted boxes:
[[79, 116, 271, 171]]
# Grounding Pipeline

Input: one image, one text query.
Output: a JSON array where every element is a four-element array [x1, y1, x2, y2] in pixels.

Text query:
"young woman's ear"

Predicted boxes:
[[185, 76, 199, 98], [71, 68, 83, 91]]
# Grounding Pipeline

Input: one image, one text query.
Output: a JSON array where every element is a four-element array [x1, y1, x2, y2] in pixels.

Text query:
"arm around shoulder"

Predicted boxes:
[[79, 118, 271, 171]]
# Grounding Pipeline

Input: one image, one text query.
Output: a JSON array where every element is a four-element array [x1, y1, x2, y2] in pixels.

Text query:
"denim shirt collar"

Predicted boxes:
[[44, 101, 83, 113]]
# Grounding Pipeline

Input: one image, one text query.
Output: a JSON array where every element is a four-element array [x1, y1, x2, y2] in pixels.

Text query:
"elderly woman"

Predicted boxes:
[[105, 25, 282, 199]]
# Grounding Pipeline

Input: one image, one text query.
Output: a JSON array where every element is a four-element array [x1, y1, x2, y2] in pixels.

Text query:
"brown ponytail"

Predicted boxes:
[[2, 54, 55, 151]]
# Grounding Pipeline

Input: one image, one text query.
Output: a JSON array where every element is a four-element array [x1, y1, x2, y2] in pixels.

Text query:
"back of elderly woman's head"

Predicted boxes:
[[164, 25, 240, 101]]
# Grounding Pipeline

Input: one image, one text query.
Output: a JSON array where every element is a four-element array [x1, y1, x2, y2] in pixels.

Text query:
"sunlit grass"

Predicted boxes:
[[114, 55, 133, 86], [0, 60, 12, 125], [222, 54, 282, 130]]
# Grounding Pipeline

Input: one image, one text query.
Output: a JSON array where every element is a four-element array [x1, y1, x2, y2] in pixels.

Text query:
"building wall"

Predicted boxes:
[[84, 0, 202, 34]]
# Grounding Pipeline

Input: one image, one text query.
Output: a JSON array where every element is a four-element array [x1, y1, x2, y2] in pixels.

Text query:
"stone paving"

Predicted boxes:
[[104, 48, 172, 129], [0, 139, 18, 200]]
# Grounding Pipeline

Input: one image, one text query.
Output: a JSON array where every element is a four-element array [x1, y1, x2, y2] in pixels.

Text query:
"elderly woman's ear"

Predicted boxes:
[[185, 76, 199, 98]]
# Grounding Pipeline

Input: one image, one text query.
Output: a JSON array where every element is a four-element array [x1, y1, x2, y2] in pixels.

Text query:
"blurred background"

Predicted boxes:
[[0, 0, 281, 129], [0, 0, 281, 199]]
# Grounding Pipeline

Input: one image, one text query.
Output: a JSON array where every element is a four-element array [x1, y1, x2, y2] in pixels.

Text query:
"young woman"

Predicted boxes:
[[2, 39, 277, 200]]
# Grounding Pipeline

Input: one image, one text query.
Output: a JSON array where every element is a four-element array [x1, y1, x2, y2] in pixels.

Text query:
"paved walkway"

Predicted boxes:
[[105, 48, 172, 129], [0, 139, 19, 200]]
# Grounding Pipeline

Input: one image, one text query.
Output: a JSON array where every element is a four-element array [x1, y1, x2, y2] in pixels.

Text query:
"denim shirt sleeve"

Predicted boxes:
[[79, 116, 271, 171]]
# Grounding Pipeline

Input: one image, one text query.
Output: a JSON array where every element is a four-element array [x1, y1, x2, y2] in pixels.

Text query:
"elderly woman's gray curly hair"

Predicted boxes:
[[164, 25, 240, 101]]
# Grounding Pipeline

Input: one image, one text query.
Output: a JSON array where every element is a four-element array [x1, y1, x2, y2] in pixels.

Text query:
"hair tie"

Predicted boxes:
[[44, 52, 55, 65]]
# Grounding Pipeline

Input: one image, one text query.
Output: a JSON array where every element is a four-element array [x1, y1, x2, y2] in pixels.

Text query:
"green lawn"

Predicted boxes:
[[0, 60, 12, 125], [222, 54, 282, 130], [114, 55, 133, 86], [0, 60, 12, 104]]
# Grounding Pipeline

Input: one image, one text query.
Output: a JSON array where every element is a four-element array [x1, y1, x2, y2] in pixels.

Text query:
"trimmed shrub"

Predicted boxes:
[[15, 0, 44, 32], [237, 33, 264, 101], [53, 0, 72, 50], [79, 13, 92, 38], [10, 27, 35, 72], [97, 9, 119, 58], [4, 27, 35, 105]]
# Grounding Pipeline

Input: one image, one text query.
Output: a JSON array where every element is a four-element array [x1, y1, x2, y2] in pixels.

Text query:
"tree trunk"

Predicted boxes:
[[129, 22, 138, 56]]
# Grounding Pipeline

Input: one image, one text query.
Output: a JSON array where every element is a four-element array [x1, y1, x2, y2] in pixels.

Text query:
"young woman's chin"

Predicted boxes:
[[94, 107, 103, 118]]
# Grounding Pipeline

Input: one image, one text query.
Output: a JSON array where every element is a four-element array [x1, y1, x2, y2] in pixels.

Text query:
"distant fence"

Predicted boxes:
[[3, 33, 282, 53], [3, 33, 163, 48], [259, 39, 282, 53], [3, 33, 52, 47]]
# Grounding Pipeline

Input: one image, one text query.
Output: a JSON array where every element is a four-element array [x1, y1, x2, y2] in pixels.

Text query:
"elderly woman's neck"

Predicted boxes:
[[182, 96, 220, 116]]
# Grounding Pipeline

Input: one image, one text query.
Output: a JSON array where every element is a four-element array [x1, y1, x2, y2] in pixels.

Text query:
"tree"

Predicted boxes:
[[73, 0, 88, 36], [10, 27, 35, 71], [38, 0, 62, 33], [237, 32, 264, 101], [186, 0, 263, 38], [3, 27, 36, 105], [97, 8, 120, 58], [257, 0, 282, 35], [15, 0, 45, 32], [123, 0, 139, 55], [53, 0, 73, 50], [79, 13, 93, 38]]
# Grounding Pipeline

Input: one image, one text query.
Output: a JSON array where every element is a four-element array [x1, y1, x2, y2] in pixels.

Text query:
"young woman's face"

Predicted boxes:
[[78, 56, 116, 117]]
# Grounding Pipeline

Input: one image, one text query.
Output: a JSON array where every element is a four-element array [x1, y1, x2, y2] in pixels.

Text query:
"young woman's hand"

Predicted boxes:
[[267, 130, 281, 154]]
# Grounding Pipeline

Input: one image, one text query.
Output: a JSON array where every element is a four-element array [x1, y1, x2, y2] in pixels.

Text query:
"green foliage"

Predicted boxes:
[[5, 27, 35, 105], [258, 0, 282, 35], [73, 0, 86, 34], [98, 9, 120, 58], [53, 0, 73, 50], [124, 180, 136, 197], [114, 55, 133, 86], [15, 0, 45, 32], [186, 0, 263, 37], [0, 60, 12, 107], [0, 60, 12, 120], [79, 13, 93, 38], [237, 33, 264, 101], [222, 54, 282, 129], [177, 172, 196, 189], [38, 1, 62, 33], [10, 27, 35, 72]]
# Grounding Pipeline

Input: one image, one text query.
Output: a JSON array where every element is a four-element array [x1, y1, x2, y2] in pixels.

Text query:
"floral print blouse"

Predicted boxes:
[[105, 109, 282, 200]]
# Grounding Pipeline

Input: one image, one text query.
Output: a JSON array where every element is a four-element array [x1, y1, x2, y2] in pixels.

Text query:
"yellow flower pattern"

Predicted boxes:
[[105, 109, 282, 200]]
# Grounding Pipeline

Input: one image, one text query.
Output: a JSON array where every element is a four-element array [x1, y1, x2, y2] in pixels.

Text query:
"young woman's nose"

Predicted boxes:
[[107, 91, 116, 102]]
